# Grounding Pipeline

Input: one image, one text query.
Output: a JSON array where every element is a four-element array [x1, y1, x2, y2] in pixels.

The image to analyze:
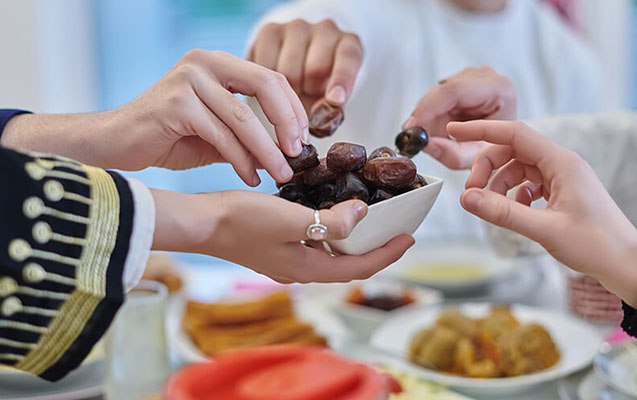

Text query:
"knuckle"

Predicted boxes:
[[305, 62, 331, 81], [260, 23, 282, 37], [231, 100, 254, 123], [183, 48, 208, 63], [317, 18, 338, 31], [173, 63, 198, 83], [493, 198, 513, 227], [287, 18, 310, 31]]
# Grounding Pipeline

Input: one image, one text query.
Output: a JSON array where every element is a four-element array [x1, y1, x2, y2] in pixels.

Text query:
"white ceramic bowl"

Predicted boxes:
[[328, 175, 443, 255]]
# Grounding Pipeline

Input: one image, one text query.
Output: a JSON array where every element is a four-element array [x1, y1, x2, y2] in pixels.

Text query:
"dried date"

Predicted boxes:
[[363, 157, 417, 189], [285, 144, 320, 174], [395, 127, 429, 158], [308, 100, 344, 138], [336, 173, 370, 203], [326, 142, 367, 173], [368, 146, 396, 161], [303, 158, 338, 186]]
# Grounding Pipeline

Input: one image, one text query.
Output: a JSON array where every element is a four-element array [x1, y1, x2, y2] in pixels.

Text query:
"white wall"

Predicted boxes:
[[0, 0, 97, 113]]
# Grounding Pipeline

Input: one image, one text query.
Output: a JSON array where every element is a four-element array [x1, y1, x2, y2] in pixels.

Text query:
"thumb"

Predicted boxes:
[[319, 200, 368, 240], [461, 188, 550, 243]]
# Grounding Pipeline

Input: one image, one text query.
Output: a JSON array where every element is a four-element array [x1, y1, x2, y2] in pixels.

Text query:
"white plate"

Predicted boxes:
[[329, 175, 443, 255], [383, 244, 517, 295], [593, 341, 637, 397], [370, 303, 602, 397], [0, 359, 103, 400]]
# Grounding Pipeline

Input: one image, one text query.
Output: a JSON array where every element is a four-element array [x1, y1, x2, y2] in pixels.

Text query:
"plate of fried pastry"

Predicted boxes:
[[175, 291, 337, 363], [370, 303, 602, 396]]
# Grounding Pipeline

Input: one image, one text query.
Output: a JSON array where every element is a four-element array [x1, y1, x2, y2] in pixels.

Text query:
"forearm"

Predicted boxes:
[[603, 241, 637, 308]]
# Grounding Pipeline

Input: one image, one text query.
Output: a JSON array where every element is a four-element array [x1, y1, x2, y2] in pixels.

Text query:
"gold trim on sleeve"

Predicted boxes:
[[16, 165, 121, 375]]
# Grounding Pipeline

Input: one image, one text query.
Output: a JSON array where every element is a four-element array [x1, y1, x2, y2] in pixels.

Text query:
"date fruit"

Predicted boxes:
[[309, 99, 344, 138], [326, 142, 367, 173], [363, 157, 417, 189], [303, 158, 338, 186], [279, 182, 310, 205], [285, 144, 320, 173], [395, 127, 429, 158], [369, 189, 394, 205], [368, 146, 396, 161], [336, 173, 370, 203]]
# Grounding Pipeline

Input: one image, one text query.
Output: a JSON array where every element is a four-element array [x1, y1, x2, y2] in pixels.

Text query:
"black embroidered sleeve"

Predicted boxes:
[[0, 146, 134, 381], [621, 301, 637, 337]]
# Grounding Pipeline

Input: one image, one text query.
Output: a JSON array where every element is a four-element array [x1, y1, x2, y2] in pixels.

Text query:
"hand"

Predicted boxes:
[[2, 50, 309, 186], [249, 19, 363, 111], [151, 190, 415, 283], [403, 67, 517, 170], [450, 120, 637, 306]]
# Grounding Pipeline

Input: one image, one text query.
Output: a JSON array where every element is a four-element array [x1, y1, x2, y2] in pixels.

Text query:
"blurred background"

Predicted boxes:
[[0, 0, 634, 261]]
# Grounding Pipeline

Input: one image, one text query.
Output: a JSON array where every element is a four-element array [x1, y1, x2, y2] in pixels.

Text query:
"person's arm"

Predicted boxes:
[[447, 120, 637, 335], [1, 51, 308, 186]]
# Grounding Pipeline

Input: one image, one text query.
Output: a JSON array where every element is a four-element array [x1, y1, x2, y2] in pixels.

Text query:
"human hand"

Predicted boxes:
[[249, 19, 363, 111], [151, 190, 415, 283], [403, 67, 517, 170], [450, 120, 637, 305]]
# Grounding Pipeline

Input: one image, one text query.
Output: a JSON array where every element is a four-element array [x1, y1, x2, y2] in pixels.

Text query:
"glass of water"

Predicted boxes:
[[104, 280, 170, 400]]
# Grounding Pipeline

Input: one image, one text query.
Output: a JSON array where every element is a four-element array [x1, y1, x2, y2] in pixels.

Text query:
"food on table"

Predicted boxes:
[[141, 252, 183, 294], [383, 367, 469, 400], [346, 285, 416, 312], [308, 99, 345, 138], [403, 262, 488, 284], [279, 141, 427, 209], [182, 291, 326, 356], [285, 143, 320, 173], [408, 306, 560, 378], [395, 127, 429, 158]]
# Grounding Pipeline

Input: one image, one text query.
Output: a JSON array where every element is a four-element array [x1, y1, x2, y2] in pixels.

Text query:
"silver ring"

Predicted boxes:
[[306, 210, 328, 241]]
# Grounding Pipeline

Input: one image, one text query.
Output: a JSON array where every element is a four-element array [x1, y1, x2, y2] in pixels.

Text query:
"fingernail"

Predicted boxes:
[[280, 164, 293, 181], [462, 189, 484, 212], [326, 85, 346, 104], [293, 139, 302, 154], [353, 202, 368, 220], [302, 127, 311, 144], [402, 116, 416, 129]]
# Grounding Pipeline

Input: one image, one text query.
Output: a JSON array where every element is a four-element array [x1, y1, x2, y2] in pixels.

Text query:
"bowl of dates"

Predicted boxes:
[[281, 141, 443, 255]]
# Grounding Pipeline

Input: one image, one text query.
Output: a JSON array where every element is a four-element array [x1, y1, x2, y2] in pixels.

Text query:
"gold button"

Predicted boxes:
[[0, 278, 18, 297], [32, 222, 52, 244], [36, 159, 54, 169], [23, 263, 46, 283], [8, 240, 32, 262], [2, 297, 22, 317], [25, 162, 47, 181], [23, 197, 44, 219], [43, 180, 64, 202]]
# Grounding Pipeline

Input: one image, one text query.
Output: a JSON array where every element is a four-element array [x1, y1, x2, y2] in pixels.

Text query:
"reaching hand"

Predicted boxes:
[[249, 19, 363, 112], [403, 67, 517, 170], [450, 120, 637, 305]]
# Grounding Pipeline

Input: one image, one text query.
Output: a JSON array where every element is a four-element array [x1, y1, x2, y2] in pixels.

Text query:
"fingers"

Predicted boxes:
[[324, 33, 363, 105], [190, 102, 261, 186], [318, 200, 368, 240], [194, 79, 295, 182], [466, 144, 512, 189], [294, 234, 415, 283], [276, 20, 312, 93], [515, 181, 545, 206], [303, 20, 341, 96], [460, 188, 551, 244], [250, 23, 283, 69], [447, 120, 557, 167], [488, 159, 543, 195], [203, 51, 306, 162], [425, 136, 487, 170]]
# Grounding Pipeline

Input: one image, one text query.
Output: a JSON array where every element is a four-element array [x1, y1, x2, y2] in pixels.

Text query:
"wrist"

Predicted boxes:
[[150, 189, 226, 255], [595, 230, 637, 308]]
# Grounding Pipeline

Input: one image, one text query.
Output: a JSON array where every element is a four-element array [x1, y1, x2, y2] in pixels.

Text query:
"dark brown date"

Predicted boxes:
[[285, 144, 320, 173], [276, 173, 305, 189], [278, 182, 309, 205], [368, 146, 396, 161], [363, 157, 417, 189], [318, 200, 336, 210], [308, 100, 344, 138], [336, 173, 370, 203], [395, 127, 429, 158], [326, 142, 367, 173], [311, 183, 337, 205], [303, 158, 338, 187], [411, 174, 428, 189], [369, 188, 394, 204]]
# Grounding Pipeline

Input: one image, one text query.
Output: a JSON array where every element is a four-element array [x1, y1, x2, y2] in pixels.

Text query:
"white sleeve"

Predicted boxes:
[[487, 111, 637, 257], [122, 178, 155, 292]]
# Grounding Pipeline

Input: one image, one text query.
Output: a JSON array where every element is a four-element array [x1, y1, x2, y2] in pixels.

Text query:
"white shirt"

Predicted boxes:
[[250, 0, 603, 243]]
